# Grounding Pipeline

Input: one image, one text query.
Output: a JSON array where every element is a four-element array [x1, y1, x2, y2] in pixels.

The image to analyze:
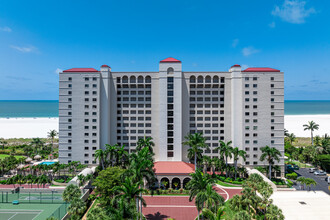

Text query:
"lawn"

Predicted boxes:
[[217, 180, 242, 187], [0, 154, 26, 160], [292, 137, 312, 147]]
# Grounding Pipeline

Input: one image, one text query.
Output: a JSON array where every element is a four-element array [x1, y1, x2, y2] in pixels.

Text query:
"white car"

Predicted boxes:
[[314, 170, 327, 176], [325, 176, 330, 184], [309, 168, 316, 173]]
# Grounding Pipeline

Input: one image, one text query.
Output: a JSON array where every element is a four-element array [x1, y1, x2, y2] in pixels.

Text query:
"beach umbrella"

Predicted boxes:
[[34, 155, 42, 160], [17, 164, 25, 169], [25, 157, 32, 163]]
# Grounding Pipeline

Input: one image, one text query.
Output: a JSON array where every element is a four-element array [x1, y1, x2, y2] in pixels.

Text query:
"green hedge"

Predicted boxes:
[[144, 189, 190, 195], [318, 154, 330, 172], [286, 172, 298, 180]]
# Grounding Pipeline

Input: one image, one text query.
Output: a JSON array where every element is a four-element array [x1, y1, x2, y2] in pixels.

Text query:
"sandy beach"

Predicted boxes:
[[0, 118, 59, 138], [0, 116, 329, 138], [284, 115, 330, 137]]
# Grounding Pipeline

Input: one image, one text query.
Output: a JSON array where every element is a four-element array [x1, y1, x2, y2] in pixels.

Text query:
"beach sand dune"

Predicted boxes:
[[0, 118, 58, 138], [0, 116, 329, 138]]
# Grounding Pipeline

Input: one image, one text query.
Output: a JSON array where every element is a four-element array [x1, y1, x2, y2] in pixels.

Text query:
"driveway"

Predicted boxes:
[[293, 168, 329, 195]]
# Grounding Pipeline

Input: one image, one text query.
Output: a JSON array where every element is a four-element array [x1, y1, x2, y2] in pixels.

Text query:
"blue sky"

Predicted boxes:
[[0, 0, 329, 100]]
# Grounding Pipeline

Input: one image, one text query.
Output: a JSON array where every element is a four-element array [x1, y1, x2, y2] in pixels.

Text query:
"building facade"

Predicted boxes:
[[59, 57, 284, 169]]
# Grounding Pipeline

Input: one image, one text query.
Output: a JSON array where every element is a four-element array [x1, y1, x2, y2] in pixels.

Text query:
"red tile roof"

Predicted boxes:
[[101, 65, 110, 67], [160, 57, 181, 63], [231, 64, 241, 67], [63, 68, 99, 72], [154, 161, 195, 175], [242, 67, 280, 72]]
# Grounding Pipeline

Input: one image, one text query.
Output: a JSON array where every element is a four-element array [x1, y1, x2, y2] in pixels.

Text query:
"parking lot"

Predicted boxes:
[[294, 168, 329, 194]]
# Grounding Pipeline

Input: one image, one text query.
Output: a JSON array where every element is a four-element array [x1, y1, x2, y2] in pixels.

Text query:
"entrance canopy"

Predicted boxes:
[[154, 161, 195, 176]]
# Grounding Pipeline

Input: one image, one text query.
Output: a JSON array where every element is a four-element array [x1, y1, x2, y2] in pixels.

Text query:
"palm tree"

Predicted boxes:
[[113, 177, 146, 218], [303, 121, 319, 146], [260, 146, 281, 179], [68, 197, 86, 218], [30, 138, 44, 154], [265, 204, 284, 220], [186, 170, 217, 219], [105, 144, 118, 167], [195, 184, 224, 214], [183, 133, 208, 171], [196, 206, 225, 220], [62, 184, 81, 203], [94, 149, 106, 170], [136, 136, 155, 153], [217, 141, 233, 177], [287, 133, 296, 145], [231, 147, 246, 180], [115, 145, 129, 167], [305, 178, 317, 191], [0, 138, 7, 150], [47, 129, 58, 150]]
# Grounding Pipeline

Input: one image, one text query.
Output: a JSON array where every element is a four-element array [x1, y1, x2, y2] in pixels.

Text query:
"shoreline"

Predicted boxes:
[[0, 115, 329, 138]]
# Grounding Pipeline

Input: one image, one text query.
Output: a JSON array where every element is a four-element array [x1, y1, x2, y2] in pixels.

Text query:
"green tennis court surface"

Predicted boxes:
[[0, 203, 66, 220], [0, 210, 41, 220]]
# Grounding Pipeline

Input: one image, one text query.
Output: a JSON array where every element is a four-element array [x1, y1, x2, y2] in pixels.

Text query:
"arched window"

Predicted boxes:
[[213, 76, 219, 83], [190, 76, 196, 83], [145, 76, 151, 83], [197, 76, 203, 83], [138, 76, 144, 83], [130, 76, 136, 83], [205, 76, 211, 83], [167, 67, 174, 75], [122, 76, 128, 83]]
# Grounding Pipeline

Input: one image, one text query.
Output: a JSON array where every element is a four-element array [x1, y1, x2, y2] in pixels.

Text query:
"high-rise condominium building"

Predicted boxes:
[[59, 57, 284, 170]]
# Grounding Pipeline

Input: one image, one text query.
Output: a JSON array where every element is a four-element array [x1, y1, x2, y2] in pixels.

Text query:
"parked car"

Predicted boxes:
[[309, 168, 316, 173], [325, 176, 330, 184], [314, 170, 327, 176], [293, 165, 299, 170]]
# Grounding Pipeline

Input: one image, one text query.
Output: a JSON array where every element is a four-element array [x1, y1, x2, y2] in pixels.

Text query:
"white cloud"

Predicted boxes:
[[55, 68, 63, 74], [272, 0, 316, 24], [10, 45, 38, 53], [0, 26, 12, 32], [232, 39, 239, 48], [269, 21, 276, 28], [242, 47, 260, 57]]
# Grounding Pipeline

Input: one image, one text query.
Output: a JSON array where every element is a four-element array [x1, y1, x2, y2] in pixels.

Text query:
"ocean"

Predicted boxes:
[[0, 100, 329, 118]]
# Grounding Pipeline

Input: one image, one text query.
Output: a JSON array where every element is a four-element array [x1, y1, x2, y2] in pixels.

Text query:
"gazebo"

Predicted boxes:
[[25, 157, 33, 163], [34, 155, 42, 160], [153, 161, 194, 189]]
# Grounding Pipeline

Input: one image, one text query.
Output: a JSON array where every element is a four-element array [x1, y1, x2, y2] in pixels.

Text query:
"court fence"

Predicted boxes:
[[48, 202, 69, 220], [0, 190, 64, 204]]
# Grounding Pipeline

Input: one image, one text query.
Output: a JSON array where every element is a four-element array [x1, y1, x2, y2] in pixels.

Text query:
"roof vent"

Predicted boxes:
[[299, 201, 307, 205]]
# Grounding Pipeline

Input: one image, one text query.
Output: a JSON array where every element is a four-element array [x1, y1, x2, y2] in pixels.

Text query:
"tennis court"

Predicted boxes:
[[0, 209, 42, 220]]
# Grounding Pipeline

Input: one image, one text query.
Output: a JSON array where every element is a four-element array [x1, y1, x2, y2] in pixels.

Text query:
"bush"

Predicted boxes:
[[286, 172, 298, 180], [286, 179, 293, 188], [318, 154, 330, 172], [225, 177, 233, 183]]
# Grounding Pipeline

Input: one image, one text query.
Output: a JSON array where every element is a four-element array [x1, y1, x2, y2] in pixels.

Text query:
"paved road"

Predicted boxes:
[[293, 168, 330, 195]]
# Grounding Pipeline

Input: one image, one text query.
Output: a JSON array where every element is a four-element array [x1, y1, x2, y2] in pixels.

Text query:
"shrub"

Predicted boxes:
[[286, 179, 293, 188], [286, 172, 298, 180], [225, 177, 233, 183], [232, 181, 242, 185]]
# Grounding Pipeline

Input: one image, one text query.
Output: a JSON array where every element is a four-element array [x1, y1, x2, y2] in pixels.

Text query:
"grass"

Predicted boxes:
[[292, 137, 312, 147], [217, 180, 242, 187], [286, 160, 313, 168], [0, 154, 26, 159]]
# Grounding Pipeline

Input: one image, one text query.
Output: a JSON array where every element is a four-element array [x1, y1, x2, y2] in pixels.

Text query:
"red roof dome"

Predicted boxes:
[[63, 68, 99, 72], [242, 67, 280, 72], [153, 161, 195, 175], [160, 57, 181, 63]]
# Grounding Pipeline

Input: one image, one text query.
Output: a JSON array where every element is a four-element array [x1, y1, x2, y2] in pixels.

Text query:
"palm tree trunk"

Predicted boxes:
[[234, 160, 237, 180], [269, 163, 272, 179], [194, 152, 197, 171], [136, 198, 139, 220], [311, 131, 313, 146], [225, 158, 228, 178]]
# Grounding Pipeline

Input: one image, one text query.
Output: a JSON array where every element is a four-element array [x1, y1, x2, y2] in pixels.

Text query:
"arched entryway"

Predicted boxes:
[[160, 177, 170, 189], [172, 178, 181, 190], [183, 177, 191, 189]]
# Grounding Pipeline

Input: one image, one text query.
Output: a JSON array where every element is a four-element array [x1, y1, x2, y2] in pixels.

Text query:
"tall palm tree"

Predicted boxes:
[[113, 177, 146, 218], [105, 144, 118, 167], [303, 121, 319, 146], [136, 136, 155, 153], [195, 184, 224, 214], [305, 177, 317, 191], [183, 133, 208, 171], [217, 141, 233, 177], [62, 184, 81, 203], [260, 146, 281, 179], [186, 170, 217, 219], [94, 149, 106, 170], [115, 145, 129, 167], [47, 129, 58, 150], [231, 147, 246, 180], [0, 138, 7, 150]]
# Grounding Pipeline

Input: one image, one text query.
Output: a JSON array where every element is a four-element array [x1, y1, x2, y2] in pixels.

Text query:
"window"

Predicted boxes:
[[68, 84, 72, 88], [245, 77, 249, 81], [167, 67, 174, 75], [245, 84, 249, 88], [167, 152, 174, 157], [253, 84, 257, 88], [271, 77, 274, 81], [245, 91, 249, 95], [271, 84, 274, 88], [253, 77, 257, 81]]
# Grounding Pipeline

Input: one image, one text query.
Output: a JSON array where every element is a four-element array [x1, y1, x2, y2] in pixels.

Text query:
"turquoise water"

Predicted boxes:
[[0, 100, 58, 118], [0, 100, 329, 117], [39, 162, 56, 165]]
